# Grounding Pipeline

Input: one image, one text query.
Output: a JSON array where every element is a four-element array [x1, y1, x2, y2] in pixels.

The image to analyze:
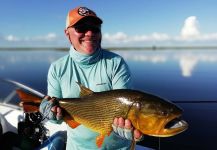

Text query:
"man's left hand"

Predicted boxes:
[[112, 117, 143, 141]]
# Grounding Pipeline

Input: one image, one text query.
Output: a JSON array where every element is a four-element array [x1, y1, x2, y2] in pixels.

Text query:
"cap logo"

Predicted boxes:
[[78, 7, 95, 16]]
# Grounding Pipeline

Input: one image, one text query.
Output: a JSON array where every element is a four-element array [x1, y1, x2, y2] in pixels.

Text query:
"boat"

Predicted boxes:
[[0, 79, 67, 149]]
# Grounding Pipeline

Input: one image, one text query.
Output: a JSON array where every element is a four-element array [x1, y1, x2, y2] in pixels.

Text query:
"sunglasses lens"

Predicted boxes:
[[74, 25, 100, 33], [74, 26, 85, 33], [90, 27, 100, 33]]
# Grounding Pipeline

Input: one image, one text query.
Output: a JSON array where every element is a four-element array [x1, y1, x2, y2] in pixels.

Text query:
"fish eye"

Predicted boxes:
[[161, 111, 168, 116]]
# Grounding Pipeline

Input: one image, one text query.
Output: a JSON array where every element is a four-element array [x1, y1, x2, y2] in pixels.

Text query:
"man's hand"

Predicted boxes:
[[49, 97, 63, 120], [112, 117, 143, 141], [39, 96, 63, 121]]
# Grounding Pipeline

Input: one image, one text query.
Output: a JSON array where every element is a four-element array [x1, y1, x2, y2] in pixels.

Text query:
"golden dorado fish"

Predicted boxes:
[[16, 83, 188, 148]]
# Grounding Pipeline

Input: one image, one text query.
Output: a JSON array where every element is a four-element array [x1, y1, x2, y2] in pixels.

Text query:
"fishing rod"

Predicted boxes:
[[0, 78, 45, 97], [172, 100, 217, 103]]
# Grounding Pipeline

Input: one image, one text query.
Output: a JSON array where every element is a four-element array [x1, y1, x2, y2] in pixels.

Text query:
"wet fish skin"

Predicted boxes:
[[16, 85, 188, 148], [58, 88, 187, 137]]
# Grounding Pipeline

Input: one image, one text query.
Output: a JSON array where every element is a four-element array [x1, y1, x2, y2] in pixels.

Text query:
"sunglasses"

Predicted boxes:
[[73, 24, 101, 33]]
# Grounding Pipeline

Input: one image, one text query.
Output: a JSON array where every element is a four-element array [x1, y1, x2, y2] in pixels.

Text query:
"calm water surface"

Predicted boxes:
[[1, 49, 217, 101], [0, 49, 217, 149]]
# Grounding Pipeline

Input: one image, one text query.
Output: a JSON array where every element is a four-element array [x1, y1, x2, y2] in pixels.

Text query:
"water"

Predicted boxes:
[[1, 49, 217, 101], [116, 49, 217, 101], [0, 48, 217, 149], [0, 50, 65, 94]]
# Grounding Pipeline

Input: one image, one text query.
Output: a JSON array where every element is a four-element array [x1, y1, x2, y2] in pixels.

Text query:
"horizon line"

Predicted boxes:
[[1, 45, 217, 51]]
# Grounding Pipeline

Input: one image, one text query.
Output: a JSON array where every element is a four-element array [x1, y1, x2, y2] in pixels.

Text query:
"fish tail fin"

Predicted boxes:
[[16, 89, 42, 112]]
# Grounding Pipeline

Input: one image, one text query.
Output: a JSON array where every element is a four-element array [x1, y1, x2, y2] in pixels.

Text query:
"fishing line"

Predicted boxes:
[[172, 100, 217, 103]]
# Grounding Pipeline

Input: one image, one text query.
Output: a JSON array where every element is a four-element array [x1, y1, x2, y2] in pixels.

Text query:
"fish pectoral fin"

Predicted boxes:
[[96, 134, 105, 148], [63, 114, 80, 128]]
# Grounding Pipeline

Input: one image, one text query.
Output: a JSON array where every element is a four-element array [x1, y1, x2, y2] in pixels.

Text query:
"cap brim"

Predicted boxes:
[[75, 16, 103, 25]]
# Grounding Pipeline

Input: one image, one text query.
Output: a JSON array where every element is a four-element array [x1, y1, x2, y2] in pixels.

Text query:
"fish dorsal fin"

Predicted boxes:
[[76, 82, 94, 97]]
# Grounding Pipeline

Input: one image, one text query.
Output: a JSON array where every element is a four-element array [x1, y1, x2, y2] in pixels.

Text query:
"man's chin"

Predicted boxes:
[[82, 45, 98, 55]]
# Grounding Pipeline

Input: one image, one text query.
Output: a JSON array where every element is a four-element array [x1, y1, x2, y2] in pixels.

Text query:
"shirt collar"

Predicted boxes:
[[69, 46, 102, 65]]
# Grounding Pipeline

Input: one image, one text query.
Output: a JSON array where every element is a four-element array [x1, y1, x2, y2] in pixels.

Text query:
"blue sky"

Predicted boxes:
[[0, 0, 217, 47]]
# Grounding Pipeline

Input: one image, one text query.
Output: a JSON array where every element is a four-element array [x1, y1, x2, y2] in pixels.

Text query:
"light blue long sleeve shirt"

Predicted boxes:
[[47, 47, 132, 150]]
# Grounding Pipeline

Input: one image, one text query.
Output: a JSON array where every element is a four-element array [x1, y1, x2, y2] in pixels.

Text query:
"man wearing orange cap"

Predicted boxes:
[[39, 6, 143, 150]]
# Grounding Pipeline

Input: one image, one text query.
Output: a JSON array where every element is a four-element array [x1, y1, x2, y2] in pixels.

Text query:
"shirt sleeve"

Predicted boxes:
[[47, 64, 62, 98], [112, 57, 132, 89]]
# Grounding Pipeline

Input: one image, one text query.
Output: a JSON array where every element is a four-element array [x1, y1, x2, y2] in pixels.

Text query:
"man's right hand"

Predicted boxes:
[[50, 97, 63, 120], [39, 96, 63, 122]]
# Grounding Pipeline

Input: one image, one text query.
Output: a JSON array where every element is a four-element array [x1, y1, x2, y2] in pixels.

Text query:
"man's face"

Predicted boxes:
[[65, 18, 101, 55]]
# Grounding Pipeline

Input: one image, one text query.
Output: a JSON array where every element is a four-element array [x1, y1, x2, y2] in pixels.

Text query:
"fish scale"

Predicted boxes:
[[59, 93, 129, 134]]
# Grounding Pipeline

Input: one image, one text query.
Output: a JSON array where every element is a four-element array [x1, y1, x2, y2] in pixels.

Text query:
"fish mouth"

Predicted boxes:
[[138, 114, 188, 137], [162, 116, 188, 136], [147, 116, 188, 137], [165, 117, 187, 129]]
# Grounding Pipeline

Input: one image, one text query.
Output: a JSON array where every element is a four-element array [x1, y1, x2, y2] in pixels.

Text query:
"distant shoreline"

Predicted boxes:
[[1, 46, 217, 51]]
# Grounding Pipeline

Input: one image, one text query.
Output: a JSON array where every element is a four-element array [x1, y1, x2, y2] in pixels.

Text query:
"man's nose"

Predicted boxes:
[[85, 30, 95, 35]]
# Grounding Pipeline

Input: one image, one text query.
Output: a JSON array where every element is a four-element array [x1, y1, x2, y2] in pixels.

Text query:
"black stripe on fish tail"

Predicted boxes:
[[22, 102, 40, 107]]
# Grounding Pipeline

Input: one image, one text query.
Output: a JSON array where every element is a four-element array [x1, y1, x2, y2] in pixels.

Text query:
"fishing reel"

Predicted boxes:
[[18, 111, 48, 146]]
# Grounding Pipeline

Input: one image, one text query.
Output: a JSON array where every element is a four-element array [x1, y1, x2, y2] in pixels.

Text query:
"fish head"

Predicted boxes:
[[128, 94, 188, 137]]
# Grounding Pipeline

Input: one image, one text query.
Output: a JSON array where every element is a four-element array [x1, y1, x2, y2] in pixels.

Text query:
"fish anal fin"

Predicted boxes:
[[65, 119, 80, 128], [76, 82, 94, 97], [96, 134, 105, 148], [107, 131, 111, 136], [63, 112, 80, 128]]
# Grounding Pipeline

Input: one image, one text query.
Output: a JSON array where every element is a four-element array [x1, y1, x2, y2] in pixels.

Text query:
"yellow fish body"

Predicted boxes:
[[17, 83, 188, 148]]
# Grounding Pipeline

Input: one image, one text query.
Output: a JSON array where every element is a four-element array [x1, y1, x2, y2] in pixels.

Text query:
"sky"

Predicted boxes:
[[0, 0, 217, 48]]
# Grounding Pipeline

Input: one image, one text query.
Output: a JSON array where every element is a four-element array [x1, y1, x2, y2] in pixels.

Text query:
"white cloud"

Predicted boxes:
[[40, 33, 57, 41], [102, 32, 171, 45], [180, 16, 200, 39], [2, 16, 217, 47], [0, 32, 67, 47], [2, 33, 59, 43], [29, 33, 58, 41], [103, 32, 128, 43], [197, 33, 217, 41], [103, 16, 217, 45], [5, 35, 20, 41]]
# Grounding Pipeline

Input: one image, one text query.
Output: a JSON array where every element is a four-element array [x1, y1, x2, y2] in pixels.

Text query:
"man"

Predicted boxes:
[[40, 6, 143, 150]]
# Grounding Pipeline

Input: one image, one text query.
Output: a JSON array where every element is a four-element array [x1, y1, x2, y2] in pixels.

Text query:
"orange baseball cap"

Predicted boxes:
[[66, 6, 103, 29]]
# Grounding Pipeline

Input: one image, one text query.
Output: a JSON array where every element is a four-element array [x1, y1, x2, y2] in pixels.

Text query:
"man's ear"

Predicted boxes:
[[64, 29, 73, 45], [65, 29, 69, 36]]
